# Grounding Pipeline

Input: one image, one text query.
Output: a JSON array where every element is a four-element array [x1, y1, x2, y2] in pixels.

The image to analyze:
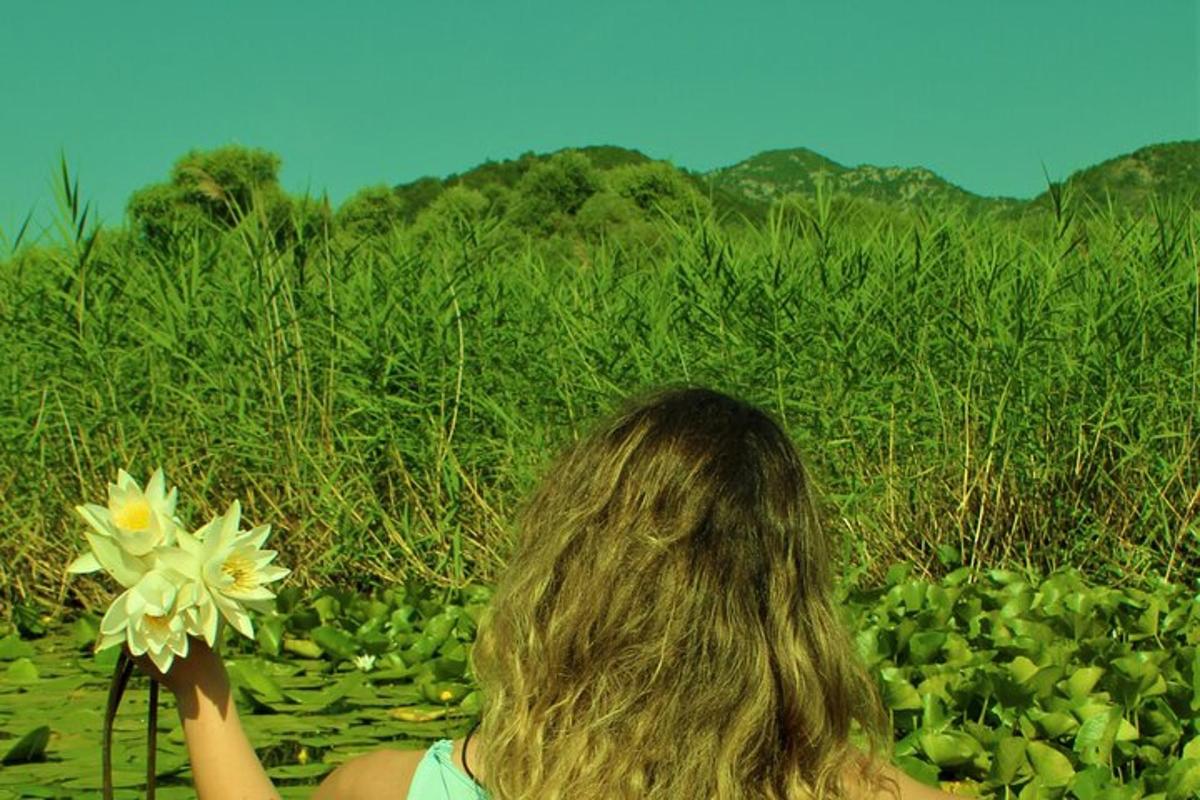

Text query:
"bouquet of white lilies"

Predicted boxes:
[[67, 468, 291, 673], [67, 467, 290, 800]]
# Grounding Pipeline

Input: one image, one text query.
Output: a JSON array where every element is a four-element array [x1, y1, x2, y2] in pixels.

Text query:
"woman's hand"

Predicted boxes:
[[127, 636, 227, 699]]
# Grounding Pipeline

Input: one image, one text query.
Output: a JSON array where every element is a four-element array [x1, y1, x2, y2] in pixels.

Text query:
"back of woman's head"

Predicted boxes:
[[469, 384, 899, 800]]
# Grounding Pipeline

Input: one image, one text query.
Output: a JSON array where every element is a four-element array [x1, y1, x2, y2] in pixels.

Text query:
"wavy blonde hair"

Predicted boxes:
[[468, 385, 900, 800]]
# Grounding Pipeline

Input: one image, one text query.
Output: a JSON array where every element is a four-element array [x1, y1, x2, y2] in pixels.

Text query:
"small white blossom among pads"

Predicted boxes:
[[66, 468, 290, 673]]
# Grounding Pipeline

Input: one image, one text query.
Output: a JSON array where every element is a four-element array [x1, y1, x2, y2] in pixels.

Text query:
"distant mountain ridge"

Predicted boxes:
[[390, 139, 1197, 225], [1025, 140, 1199, 215], [700, 147, 1026, 220]]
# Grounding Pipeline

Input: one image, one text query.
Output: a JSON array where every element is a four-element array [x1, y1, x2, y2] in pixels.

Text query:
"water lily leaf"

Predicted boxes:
[[1141, 708, 1182, 751], [356, 631, 391, 656], [918, 730, 982, 768], [885, 563, 911, 587], [1188, 646, 1200, 711], [4, 658, 39, 684], [420, 680, 470, 704], [389, 705, 449, 722], [312, 595, 340, 623], [1026, 708, 1078, 739], [1183, 736, 1200, 760], [1026, 740, 1075, 788], [311, 625, 357, 661], [894, 755, 941, 787], [432, 651, 467, 681], [992, 736, 1028, 784], [1165, 757, 1200, 800], [266, 762, 335, 780], [1067, 764, 1114, 800], [1, 725, 50, 764], [880, 669, 922, 710], [287, 607, 321, 633], [423, 611, 457, 643], [298, 671, 368, 713], [0, 635, 35, 661], [1008, 655, 1040, 684], [921, 691, 947, 731], [1065, 666, 1105, 700], [227, 659, 291, 705], [282, 637, 323, 659], [4, 785, 73, 798], [256, 616, 284, 658], [907, 631, 946, 665], [69, 615, 99, 650], [1074, 706, 1123, 766], [459, 690, 482, 715]]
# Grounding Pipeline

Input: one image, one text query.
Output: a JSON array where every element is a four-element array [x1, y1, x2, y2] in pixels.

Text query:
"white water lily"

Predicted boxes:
[[67, 468, 180, 581], [156, 500, 290, 640], [353, 654, 376, 672], [97, 570, 191, 673]]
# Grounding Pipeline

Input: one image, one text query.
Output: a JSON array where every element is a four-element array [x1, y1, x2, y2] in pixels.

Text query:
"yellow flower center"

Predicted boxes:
[[221, 553, 257, 592], [113, 498, 152, 531], [144, 614, 170, 634]]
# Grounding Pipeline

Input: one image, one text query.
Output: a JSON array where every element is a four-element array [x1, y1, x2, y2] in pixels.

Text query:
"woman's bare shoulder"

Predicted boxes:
[[311, 747, 425, 800], [848, 759, 962, 800]]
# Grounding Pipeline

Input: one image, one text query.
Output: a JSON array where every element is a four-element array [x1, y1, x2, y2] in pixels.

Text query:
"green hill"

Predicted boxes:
[[700, 147, 1025, 221], [1025, 139, 1200, 217], [383, 139, 1197, 228]]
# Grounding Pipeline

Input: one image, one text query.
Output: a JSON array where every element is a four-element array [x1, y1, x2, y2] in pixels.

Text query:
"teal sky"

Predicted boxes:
[[2, 1, 1197, 243]]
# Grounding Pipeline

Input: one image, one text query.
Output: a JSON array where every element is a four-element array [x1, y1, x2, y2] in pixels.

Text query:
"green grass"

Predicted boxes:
[[0, 171, 1197, 619]]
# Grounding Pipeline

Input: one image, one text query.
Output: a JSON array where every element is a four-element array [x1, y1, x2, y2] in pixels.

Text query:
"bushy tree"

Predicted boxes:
[[125, 182, 209, 252], [126, 145, 293, 251], [604, 160, 712, 224], [336, 185, 408, 239], [409, 185, 493, 248], [505, 150, 600, 235], [171, 146, 283, 227]]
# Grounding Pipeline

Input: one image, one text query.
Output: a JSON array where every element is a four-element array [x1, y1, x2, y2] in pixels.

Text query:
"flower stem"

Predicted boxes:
[[103, 649, 134, 800], [147, 679, 159, 800]]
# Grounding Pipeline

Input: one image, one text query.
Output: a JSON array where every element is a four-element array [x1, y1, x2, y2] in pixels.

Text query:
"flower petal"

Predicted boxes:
[[100, 589, 133, 634], [84, 530, 148, 587], [258, 565, 291, 583], [149, 646, 174, 674], [128, 624, 149, 656], [240, 524, 272, 550], [218, 501, 242, 549], [225, 585, 275, 602], [163, 486, 179, 517], [114, 526, 159, 557], [132, 570, 178, 612], [199, 595, 219, 645], [67, 551, 102, 574], [115, 469, 138, 491], [95, 630, 125, 652], [145, 468, 165, 503], [213, 592, 254, 638], [76, 503, 116, 537], [157, 548, 201, 581]]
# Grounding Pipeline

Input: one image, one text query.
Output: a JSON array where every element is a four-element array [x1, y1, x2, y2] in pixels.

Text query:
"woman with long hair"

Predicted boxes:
[[140, 385, 957, 799]]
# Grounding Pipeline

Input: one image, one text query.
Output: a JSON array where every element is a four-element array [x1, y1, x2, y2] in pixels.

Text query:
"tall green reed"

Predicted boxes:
[[1, 167, 1196, 617]]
